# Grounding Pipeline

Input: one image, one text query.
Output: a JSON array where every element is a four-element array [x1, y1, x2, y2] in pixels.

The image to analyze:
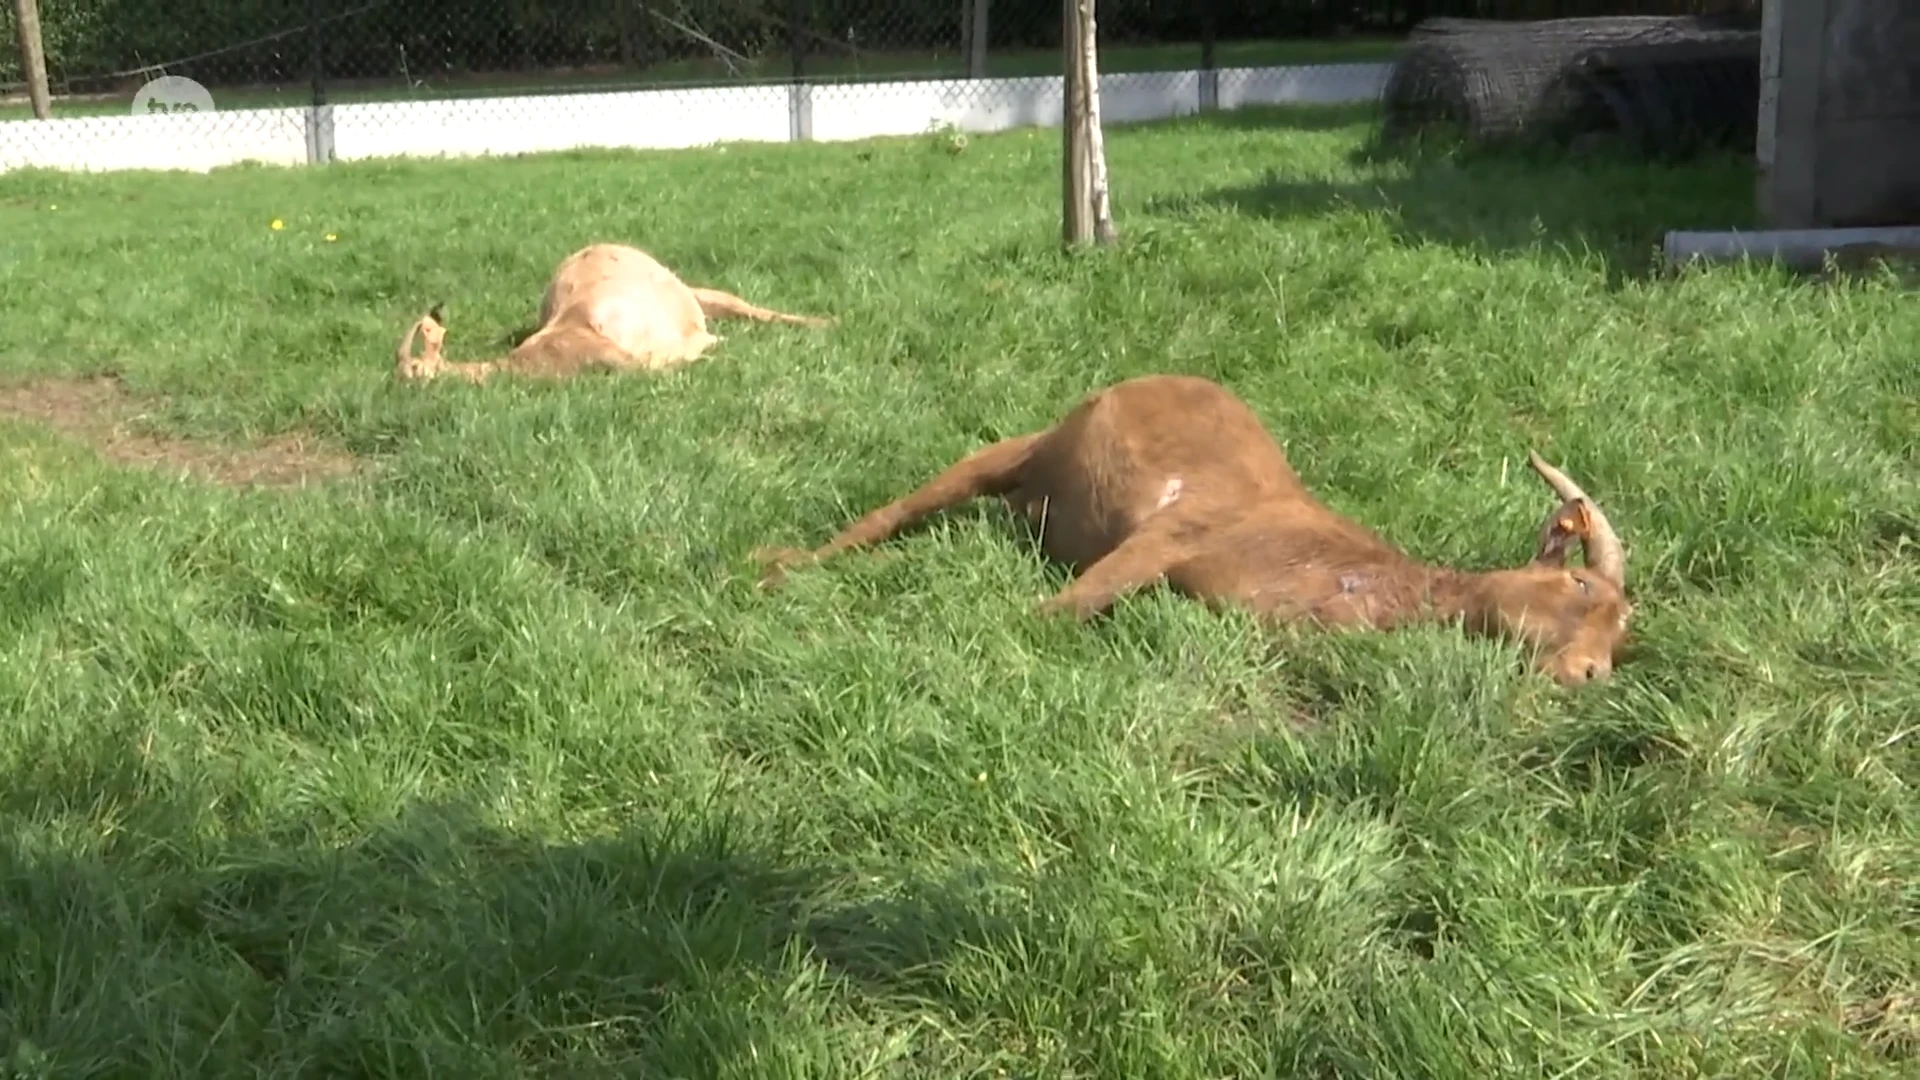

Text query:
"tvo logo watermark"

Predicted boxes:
[[131, 75, 215, 116]]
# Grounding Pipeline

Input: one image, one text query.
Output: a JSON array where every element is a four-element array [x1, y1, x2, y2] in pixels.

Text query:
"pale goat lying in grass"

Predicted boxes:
[[755, 374, 1634, 686], [395, 242, 830, 383]]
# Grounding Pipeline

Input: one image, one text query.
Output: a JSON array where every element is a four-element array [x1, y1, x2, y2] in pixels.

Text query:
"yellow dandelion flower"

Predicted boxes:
[[270, 219, 284, 230], [324, 233, 338, 242]]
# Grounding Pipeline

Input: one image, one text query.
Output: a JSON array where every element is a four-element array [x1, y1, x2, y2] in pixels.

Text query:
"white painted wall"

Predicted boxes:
[[0, 107, 308, 171], [328, 84, 795, 161], [1216, 63, 1392, 108], [0, 62, 1392, 175]]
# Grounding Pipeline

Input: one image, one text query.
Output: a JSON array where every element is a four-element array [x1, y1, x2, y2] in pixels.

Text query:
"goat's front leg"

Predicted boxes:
[[1035, 516, 1202, 621]]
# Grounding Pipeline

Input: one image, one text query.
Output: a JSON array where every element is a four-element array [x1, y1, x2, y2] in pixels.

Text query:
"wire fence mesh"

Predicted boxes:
[[0, 0, 1762, 169]]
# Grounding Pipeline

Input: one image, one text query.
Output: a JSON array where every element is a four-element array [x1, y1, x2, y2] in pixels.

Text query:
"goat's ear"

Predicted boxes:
[[1532, 498, 1592, 567]]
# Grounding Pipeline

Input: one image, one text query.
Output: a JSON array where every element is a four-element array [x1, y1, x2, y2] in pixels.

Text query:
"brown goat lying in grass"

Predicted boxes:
[[394, 242, 830, 383], [755, 374, 1634, 686]]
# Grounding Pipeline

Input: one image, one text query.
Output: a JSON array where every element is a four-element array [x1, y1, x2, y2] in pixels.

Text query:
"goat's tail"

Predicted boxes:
[[689, 286, 833, 328]]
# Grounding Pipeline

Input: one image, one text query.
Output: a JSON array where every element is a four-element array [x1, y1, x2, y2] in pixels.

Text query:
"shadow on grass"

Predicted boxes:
[[0, 797, 1024, 1075], [1154, 132, 1762, 282]]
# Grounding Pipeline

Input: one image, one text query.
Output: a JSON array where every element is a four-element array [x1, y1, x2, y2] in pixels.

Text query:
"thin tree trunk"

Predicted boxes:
[[1061, 0, 1113, 248], [11, 0, 51, 119], [1078, 0, 1114, 244], [962, 0, 988, 79], [1061, 0, 1091, 247]]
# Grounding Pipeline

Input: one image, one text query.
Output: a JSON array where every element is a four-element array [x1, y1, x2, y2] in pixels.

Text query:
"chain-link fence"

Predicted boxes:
[[1, 0, 1760, 171]]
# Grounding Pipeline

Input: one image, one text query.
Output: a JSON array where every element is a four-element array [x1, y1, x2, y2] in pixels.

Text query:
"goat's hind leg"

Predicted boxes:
[[690, 286, 832, 328], [753, 431, 1043, 587]]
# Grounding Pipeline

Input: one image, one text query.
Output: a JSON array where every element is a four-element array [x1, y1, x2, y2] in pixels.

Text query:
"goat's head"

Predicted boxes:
[[1471, 452, 1632, 686], [394, 305, 449, 382]]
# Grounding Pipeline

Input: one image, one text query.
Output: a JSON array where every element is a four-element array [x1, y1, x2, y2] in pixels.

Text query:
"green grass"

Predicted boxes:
[[0, 105, 1916, 1078], [0, 37, 1401, 121]]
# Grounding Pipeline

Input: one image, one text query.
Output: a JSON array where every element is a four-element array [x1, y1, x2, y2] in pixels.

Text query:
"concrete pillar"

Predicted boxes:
[[1757, 0, 1920, 228]]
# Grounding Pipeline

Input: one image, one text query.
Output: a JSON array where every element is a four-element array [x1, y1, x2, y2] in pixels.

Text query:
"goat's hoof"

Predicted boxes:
[[749, 546, 807, 589], [750, 545, 803, 568], [1035, 593, 1108, 622], [1033, 596, 1075, 619]]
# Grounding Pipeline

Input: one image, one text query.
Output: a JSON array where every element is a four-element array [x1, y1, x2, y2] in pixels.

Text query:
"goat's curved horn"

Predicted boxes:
[[1526, 451, 1626, 587]]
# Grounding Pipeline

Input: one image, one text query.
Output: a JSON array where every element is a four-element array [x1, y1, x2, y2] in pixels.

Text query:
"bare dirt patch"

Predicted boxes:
[[0, 373, 362, 489]]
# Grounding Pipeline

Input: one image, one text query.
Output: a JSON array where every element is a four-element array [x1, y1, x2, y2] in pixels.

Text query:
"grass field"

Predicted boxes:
[[0, 105, 1915, 1077], [0, 37, 1400, 122]]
